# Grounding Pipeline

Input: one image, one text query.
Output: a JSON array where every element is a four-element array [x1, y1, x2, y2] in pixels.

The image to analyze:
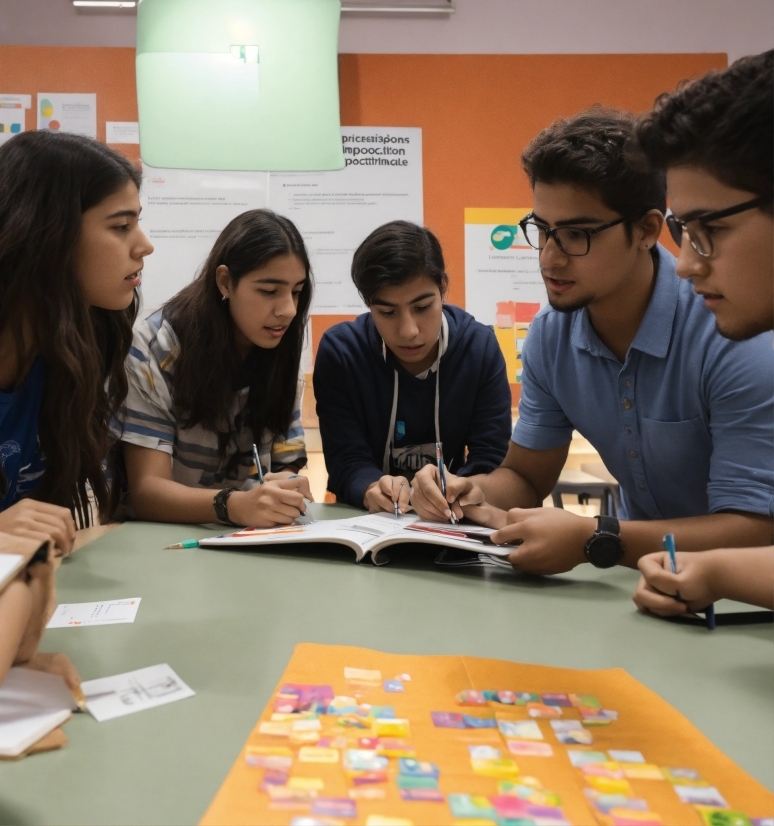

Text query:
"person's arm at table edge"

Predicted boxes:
[[0, 579, 32, 684], [616, 511, 773, 569]]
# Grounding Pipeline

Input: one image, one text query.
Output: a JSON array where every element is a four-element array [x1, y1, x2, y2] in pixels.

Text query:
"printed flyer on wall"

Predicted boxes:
[[464, 208, 544, 390]]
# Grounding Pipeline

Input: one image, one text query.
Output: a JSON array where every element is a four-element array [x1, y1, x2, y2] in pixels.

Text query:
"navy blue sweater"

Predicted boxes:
[[313, 304, 512, 508]]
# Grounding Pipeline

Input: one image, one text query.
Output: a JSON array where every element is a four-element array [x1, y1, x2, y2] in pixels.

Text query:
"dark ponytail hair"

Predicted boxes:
[[0, 131, 142, 525], [164, 209, 312, 464], [352, 220, 448, 305]]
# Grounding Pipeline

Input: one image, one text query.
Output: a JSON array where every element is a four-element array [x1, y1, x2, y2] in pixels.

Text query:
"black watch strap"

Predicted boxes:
[[213, 488, 241, 526], [596, 515, 620, 536]]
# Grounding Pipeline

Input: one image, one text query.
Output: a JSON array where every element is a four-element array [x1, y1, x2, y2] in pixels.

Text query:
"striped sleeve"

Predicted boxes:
[[270, 380, 307, 471], [116, 313, 178, 455]]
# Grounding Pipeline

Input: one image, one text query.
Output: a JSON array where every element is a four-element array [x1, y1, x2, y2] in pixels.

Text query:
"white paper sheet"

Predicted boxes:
[[46, 597, 142, 628], [82, 664, 195, 723], [106, 121, 140, 144], [268, 126, 423, 314], [0, 553, 25, 590], [138, 166, 270, 312], [37, 93, 97, 138]]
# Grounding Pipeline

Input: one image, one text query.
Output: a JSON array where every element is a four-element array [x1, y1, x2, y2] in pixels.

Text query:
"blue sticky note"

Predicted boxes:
[[383, 680, 404, 693], [462, 714, 497, 729], [398, 758, 439, 778]]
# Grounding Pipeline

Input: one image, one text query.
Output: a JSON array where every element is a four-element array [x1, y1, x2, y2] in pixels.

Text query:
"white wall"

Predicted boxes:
[[0, 0, 771, 63]]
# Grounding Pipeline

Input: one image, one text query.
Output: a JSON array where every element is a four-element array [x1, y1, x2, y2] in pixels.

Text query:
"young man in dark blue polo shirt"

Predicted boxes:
[[411, 108, 774, 576]]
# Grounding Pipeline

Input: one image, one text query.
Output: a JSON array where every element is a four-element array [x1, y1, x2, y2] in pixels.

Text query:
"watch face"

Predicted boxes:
[[588, 534, 623, 569]]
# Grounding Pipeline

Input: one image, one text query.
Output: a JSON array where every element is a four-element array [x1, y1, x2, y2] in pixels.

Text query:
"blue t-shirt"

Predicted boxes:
[[512, 246, 774, 521], [0, 357, 46, 510]]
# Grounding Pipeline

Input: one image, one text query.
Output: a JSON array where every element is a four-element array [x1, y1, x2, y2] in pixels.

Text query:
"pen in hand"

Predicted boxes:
[[663, 533, 715, 631], [435, 442, 458, 524], [394, 481, 405, 521], [252, 443, 265, 485]]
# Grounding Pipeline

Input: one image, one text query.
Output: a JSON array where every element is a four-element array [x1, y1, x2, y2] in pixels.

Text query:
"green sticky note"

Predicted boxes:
[[396, 775, 438, 790]]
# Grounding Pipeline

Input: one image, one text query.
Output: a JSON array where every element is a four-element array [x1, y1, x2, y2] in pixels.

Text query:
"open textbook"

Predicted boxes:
[[198, 513, 516, 567]]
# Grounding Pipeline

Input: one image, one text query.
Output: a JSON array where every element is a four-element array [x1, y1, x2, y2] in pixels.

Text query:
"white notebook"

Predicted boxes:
[[0, 667, 76, 757], [0, 554, 25, 592]]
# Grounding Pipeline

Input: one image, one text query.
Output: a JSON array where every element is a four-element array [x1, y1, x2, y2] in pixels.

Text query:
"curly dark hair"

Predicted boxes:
[[521, 107, 667, 239], [636, 50, 773, 211]]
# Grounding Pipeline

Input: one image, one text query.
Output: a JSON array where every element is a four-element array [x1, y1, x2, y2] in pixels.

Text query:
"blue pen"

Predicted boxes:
[[435, 441, 458, 525], [664, 533, 715, 630], [252, 443, 265, 485]]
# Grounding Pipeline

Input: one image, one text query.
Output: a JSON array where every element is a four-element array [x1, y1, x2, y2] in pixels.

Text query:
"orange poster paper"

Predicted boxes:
[[201, 643, 773, 826]]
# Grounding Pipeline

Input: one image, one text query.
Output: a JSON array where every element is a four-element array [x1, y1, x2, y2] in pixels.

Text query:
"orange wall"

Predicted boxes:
[[0, 47, 725, 353]]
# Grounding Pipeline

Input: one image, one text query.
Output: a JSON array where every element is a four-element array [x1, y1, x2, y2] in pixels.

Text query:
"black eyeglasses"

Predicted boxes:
[[518, 214, 629, 257], [665, 196, 768, 258]]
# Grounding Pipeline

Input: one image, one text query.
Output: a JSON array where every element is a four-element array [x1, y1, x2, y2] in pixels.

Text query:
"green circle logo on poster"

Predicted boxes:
[[491, 225, 517, 250]]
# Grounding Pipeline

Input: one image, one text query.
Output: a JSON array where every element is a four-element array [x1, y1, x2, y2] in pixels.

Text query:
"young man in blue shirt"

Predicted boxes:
[[411, 108, 774, 575], [631, 50, 774, 615]]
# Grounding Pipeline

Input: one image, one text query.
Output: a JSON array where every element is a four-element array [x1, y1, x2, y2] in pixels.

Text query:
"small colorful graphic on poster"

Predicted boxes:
[[37, 93, 97, 138], [0, 95, 30, 146], [464, 208, 544, 387]]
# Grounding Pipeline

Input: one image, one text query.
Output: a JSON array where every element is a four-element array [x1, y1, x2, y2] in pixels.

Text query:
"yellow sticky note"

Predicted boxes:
[[246, 745, 292, 757], [622, 763, 664, 780], [585, 775, 634, 795], [287, 777, 325, 791], [298, 746, 340, 763], [452, 822, 499, 826], [258, 721, 291, 737], [345, 667, 383, 681], [609, 808, 663, 825], [365, 817, 413, 826], [471, 757, 520, 778], [290, 730, 320, 745], [373, 718, 410, 738], [292, 718, 322, 731]]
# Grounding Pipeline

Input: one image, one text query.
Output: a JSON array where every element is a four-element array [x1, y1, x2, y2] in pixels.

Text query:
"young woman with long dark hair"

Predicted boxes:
[[0, 129, 153, 686], [118, 209, 314, 527]]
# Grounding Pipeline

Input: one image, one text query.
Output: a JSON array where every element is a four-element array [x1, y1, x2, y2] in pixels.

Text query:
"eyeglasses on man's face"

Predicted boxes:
[[518, 214, 630, 257], [666, 195, 769, 258]]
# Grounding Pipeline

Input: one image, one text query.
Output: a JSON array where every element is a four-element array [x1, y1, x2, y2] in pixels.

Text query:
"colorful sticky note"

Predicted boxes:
[[610, 809, 664, 826], [498, 719, 543, 740], [608, 750, 646, 764], [462, 714, 497, 729], [274, 683, 335, 714], [585, 776, 634, 796], [584, 789, 649, 815], [496, 691, 517, 705], [506, 740, 554, 757], [259, 769, 289, 788], [372, 718, 410, 738], [364, 816, 413, 826], [399, 758, 440, 778], [351, 770, 388, 785], [568, 750, 610, 767], [489, 795, 532, 818], [369, 706, 396, 720], [344, 667, 382, 682], [348, 787, 387, 800], [556, 728, 593, 745], [673, 786, 729, 807], [621, 764, 663, 780], [468, 745, 502, 760], [298, 747, 340, 763], [697, 810, 755, 826], [396, 775, 439, 790], [343, 750, 388, 771], [541, 693, 572, 707], [245, 745, 293, 769], [448, 793, 497, 820], [400, 788, 444, 802], [470, 757, 520, 778], [383, 680, 404, 693], [311, 797, 357, 818], [661, 767, 708, 786], [287, 777, 325, 791], [570, 693, 601, 708], [582, 761, 625, 779], [376, 738, 415, 758], [513, 692, 540, 705], [455, 689, 489, 706], [431, 711, 465, 729], [526, 702, 562, 719]]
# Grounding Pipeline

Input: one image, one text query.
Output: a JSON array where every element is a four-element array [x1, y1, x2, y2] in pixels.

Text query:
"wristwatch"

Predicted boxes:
[[583, 515, 625, 568], [213, 488, 241, 526]]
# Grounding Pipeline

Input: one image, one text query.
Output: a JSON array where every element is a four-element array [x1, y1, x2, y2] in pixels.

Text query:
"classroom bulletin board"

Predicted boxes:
[[0, 46, 726, 355]]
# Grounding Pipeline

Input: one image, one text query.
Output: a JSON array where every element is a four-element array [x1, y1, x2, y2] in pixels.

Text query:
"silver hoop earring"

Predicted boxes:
[[221, 294, 228, 303]]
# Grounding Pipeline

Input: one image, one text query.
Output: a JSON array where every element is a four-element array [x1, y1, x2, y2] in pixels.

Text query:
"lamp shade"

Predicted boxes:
[[136, 0, 344, 171]]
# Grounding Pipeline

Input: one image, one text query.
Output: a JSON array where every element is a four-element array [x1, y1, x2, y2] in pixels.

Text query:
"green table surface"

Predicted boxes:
[[1, 503, 772, 825]]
